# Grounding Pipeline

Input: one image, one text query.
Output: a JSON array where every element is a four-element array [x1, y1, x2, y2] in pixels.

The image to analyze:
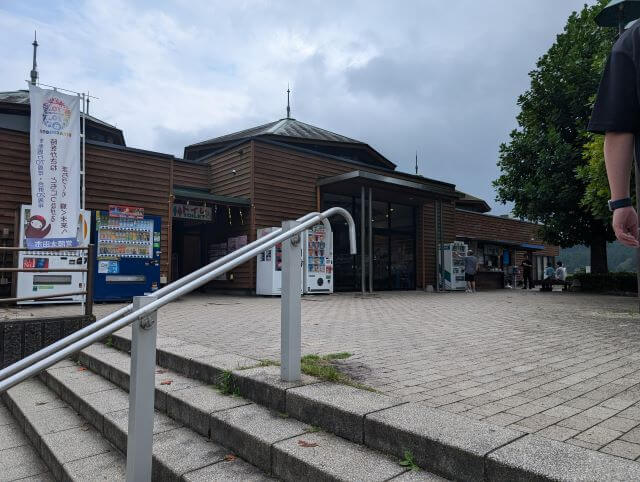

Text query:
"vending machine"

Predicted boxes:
[[92, 210, 161, 301], [440, 241, 468, 291], [16, 204, 91, 304], [303, 224, 333, 294], [256, 227, 284, 296]]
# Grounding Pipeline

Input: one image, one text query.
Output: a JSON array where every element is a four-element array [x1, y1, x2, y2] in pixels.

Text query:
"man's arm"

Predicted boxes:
[[604, 132, 639, 247]]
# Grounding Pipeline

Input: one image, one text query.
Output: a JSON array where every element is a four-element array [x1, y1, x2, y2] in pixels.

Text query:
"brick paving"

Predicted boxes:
[[4, 289, 640, 461]]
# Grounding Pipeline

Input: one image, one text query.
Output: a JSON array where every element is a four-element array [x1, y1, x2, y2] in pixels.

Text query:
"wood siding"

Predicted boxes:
[[204, 142, 253, 290], [455, 209, 559, 257], [0, 129, 172, 285], [173, 161, 208, 190]]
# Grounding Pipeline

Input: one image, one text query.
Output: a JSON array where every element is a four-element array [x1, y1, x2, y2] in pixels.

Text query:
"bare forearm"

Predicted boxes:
[[604, 132, 634, 199]]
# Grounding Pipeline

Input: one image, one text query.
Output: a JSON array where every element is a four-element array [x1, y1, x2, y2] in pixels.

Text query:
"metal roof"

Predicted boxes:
[[187, 117, 363, 148], [0, 90, 120, 131]]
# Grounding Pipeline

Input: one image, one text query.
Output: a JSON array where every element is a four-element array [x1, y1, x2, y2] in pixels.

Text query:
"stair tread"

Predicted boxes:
[[81, 343, 448, 480], [43, 358, 273, 481], [3, 378, 126, 481]]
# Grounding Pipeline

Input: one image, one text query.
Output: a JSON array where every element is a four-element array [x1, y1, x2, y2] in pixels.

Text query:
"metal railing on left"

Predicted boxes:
[[0, 207, 356, 482], [0, 245, 95, 316]]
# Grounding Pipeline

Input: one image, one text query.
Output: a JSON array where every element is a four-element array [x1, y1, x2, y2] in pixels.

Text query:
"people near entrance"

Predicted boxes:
[[520, 256, 534, 289], [464, 250, 478, 293], [541, 263, 557, 291], [555, 261, 567, 282]]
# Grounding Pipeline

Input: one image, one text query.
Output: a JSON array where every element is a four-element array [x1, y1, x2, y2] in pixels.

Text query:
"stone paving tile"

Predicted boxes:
[[536, 425, 580, 442], [575, 426, 624, 447], [5, 290, 640, 462], [601, 440, 640, 460]]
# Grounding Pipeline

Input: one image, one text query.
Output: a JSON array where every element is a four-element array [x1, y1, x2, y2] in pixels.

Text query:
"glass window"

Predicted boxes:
[[390, 203, 415, 231], [372, 201, 388, 229]]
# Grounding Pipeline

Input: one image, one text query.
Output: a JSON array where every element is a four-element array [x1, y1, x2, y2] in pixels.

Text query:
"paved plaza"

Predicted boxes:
[[5, 289, 640, 461]]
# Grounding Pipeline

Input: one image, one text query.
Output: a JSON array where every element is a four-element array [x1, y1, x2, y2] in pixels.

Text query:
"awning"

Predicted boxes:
[[173, 187, 250, 207], [457, 236, 545, 251], [317, 170, 459, 201]]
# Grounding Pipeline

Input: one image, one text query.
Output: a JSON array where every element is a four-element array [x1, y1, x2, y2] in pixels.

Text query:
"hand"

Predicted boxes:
[[612, 206, 640, 247]]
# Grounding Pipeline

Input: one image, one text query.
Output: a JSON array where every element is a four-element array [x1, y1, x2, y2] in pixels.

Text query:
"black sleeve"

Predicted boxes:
[[588, 49, 640, 134]]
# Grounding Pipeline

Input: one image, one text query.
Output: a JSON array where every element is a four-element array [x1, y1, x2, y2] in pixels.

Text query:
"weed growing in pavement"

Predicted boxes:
[[306, 425, 322, 433], [216, 371, 240, 396], [300, 352, 376, 391], [105, 335, 113, 348], [399, 450, 420, 471]]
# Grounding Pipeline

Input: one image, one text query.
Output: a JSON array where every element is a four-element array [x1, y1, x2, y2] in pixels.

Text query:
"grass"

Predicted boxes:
[[216, 370, 240, 396], [399, 450, 420, 471], [300, 352, 376, 392], [105, 335, 113, 348]]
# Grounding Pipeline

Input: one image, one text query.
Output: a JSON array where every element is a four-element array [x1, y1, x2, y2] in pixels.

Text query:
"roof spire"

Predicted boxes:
[[30, 30, 39, 85], [415, 150, 418, 175], [286, 84, 291, 119]]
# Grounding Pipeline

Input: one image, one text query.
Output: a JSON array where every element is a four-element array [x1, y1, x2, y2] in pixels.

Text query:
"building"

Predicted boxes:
[[0, 89, 558, 298]]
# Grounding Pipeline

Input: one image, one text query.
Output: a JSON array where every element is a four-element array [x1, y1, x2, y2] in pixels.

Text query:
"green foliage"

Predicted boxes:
[[560, 243, 638, 273], [216, 371, 240, 396], [300, 352, 375, 391], [577, 134, 610, 220], [573, 272, 637, 293], [493, 0, 616, 255], [399, 450, 420, 471], [105, 335, 113, 348]]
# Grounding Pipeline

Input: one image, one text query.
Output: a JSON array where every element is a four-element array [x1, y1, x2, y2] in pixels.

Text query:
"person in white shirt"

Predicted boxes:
[[555, 261, 567, 282]]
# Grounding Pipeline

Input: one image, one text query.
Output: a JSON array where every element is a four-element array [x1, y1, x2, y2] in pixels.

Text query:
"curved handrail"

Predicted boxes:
[[0, 211, 327, 382], [0, 207, 356, 393]]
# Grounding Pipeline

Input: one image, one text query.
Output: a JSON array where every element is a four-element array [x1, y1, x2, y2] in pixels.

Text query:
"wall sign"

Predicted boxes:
[[109, 205, 144, 219], [172, 204, 212, 221]]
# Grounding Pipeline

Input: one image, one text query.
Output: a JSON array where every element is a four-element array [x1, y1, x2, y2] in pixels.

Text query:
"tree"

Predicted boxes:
[[493, 0, 616, 273]]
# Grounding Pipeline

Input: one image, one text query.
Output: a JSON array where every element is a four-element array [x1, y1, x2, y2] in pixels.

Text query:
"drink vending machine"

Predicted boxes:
[[16, 204, 91, 304], [440, 241, 468, 291], [255, 224, 333, 296], [302, 224, 333, 294], [92, 210, 161, 301]]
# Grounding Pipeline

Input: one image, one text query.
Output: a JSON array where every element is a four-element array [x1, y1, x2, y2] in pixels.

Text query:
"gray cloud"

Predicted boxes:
[[0, 0, 595, 213]]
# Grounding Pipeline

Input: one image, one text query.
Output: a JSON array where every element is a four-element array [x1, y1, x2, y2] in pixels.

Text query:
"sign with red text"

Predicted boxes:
[[28, 85, 80, 249]]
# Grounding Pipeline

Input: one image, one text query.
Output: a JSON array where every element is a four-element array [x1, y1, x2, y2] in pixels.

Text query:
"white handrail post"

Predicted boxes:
[[281, 220, 301, 382], [126, 295, 157, 482]]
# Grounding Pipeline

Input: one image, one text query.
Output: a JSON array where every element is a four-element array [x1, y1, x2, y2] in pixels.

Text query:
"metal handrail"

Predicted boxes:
[[0, 207, 356, 392], [0, 212, 322, 382]]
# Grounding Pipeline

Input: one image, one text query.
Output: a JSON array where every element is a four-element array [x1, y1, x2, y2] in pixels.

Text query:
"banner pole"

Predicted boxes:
[[81, 93, 87, 312]]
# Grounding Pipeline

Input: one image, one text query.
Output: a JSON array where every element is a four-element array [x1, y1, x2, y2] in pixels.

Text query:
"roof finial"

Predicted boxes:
[[30, 30, 39, 85], [286, 84, 291, 119], [415, 150, 418, 175]]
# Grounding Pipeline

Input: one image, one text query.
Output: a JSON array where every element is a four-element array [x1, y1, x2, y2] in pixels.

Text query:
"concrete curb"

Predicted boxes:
[[101, 335, 640, 482]]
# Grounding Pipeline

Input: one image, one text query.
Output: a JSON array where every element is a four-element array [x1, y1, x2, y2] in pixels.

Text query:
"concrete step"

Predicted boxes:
[[78, 342, 445, 481], [0, 397, 55, 481], [1, 375, 126, 481], [35, 358, 273, 481], [101, 330, 640, 482]]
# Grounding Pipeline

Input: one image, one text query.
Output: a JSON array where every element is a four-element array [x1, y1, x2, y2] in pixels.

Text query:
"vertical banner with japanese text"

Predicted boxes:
[[28, 85, 81, 249]]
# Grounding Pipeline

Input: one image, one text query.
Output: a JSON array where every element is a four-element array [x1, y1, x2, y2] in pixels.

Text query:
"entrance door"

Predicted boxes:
[[390, 233, 415, 290], [182, 234, 201, 275], [373, 233, 390, 290]]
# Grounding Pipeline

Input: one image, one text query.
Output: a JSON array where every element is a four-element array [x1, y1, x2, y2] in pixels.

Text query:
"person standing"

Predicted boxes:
[[464, 250, 478, 293], [588, 22, 640, 248], [520, 255, 534, 289], [556, 261, 568, 291]]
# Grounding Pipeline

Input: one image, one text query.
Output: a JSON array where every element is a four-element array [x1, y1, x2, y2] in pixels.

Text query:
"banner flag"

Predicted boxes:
[[28, 85, 81, 249]]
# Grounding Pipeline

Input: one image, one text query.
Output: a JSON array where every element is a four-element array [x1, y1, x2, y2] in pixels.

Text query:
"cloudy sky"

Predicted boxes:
[[1, 0, 596, 213]]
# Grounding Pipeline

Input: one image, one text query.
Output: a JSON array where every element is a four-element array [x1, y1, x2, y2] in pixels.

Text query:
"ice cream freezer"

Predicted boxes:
[[92, 210, 161, 301], [16, 204, 91, 305]]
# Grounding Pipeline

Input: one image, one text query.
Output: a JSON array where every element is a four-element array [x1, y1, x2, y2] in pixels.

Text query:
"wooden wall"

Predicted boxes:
[[204, 142, 253, 290], [455, 209, 559, 257], [0, 128, 173, 288], [173, 160, 208, 190]]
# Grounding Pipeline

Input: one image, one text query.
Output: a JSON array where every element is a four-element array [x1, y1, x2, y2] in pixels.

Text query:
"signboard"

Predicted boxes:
[[172, 204, 212, 221], [109, 205, 144, 219], [28, 85, 81, 249]]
